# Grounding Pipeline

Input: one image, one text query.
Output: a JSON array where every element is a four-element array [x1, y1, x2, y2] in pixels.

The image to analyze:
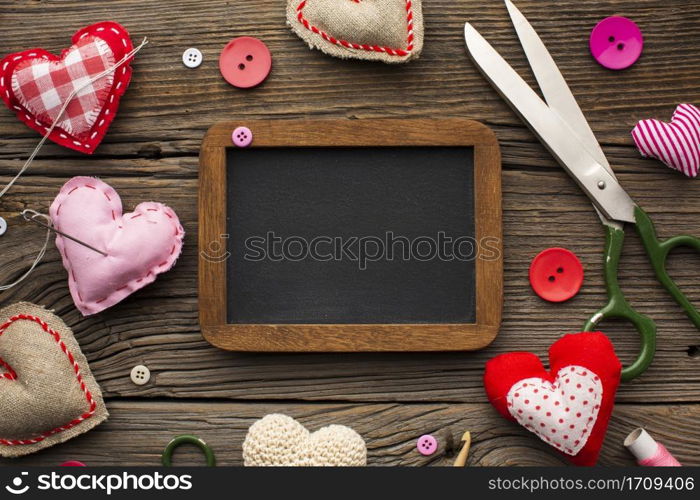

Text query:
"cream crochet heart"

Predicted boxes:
[[243, 414, 367, 466]]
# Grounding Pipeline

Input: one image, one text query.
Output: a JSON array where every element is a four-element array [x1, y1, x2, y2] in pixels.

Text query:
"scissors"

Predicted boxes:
[[465, 0, 700, 382]]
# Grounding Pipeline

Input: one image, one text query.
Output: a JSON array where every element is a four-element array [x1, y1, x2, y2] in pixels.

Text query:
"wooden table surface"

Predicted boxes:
[[1, 0, 699, 466]]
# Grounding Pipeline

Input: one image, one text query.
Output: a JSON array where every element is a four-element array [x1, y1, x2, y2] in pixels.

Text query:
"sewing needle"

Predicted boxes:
[[21, 209, 108, 257]]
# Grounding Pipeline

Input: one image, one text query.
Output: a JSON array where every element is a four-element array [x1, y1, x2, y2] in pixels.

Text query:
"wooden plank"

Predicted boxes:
[[0, 165, 699, 403], [0, 0, 699, 158], [0, 401, 697, 466], [0, 0, 699, 467]]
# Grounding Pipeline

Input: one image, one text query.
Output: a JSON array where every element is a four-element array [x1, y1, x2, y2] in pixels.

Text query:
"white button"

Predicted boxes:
[[130, 365, 151, 385], [182, 48, 203, 68], [0, 216, 6, 236]]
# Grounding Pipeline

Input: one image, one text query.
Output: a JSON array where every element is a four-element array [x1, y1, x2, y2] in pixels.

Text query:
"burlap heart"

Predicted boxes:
[[0, 302, 108, 457], [287, 0, 424, 63], [243, 414, 367, 466]]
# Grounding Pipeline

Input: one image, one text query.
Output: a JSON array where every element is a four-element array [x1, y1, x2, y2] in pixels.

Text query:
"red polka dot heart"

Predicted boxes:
[[484, 332, 621, 466], [508, 365, 602, 456]]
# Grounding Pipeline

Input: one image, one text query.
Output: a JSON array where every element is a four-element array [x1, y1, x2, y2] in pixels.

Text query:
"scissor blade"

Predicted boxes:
[[504, 0, 611, 174], [464, 22, 636, 224]]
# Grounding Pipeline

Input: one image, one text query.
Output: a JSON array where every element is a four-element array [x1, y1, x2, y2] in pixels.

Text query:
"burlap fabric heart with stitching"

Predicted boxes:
[[0, 302, 108, 457], [287, 0, 424, 63]]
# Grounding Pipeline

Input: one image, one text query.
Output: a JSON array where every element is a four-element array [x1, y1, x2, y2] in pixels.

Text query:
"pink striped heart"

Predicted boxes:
[[632, 104, 700, 178]]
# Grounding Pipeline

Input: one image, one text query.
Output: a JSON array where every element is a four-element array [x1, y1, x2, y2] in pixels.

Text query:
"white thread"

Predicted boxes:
[[0, 37, 148, 291], [0, 212, 50, 292], [0, 37, 148, 202]]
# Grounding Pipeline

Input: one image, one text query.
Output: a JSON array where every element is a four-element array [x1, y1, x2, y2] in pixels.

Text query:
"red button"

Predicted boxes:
[[219, 37, 272, 89], [60, 461, 86, 466], [589, 17, 643, 70], [529, 248, 584, 302]]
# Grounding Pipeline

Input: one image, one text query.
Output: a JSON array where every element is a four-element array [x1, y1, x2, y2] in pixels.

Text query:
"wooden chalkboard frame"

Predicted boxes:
[[199, 119, 502, 352]]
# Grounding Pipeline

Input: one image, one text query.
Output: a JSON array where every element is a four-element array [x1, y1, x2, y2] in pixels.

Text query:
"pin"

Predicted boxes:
[[21, 209, 107, 257]]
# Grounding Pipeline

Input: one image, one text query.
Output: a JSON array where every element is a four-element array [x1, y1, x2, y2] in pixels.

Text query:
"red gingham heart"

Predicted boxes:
[[632, 104, 700, 178], [0, 22, 133, 153]]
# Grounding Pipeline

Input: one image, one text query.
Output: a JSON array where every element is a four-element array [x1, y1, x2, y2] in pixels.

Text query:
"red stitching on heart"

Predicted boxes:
[[0, 314, 96, 446], [295, 0, 415, 57], [57, 181, 184, 307], [0, 358, 17, 381]]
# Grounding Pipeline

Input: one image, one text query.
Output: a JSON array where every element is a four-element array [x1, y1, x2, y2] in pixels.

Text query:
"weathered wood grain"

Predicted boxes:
[[1, 168, 699, 404], [1, 0, 700, 466], [0, 0, 699, 158], [1, 401, 698, 466]]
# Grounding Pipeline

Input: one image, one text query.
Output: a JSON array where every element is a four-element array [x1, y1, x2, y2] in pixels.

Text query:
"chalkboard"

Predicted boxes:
[[199, 119, 502, 352], [227, 146, 475, 324]]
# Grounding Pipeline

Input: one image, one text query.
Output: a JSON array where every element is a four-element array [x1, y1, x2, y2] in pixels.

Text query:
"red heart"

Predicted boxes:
[[484, 332, 621, 465], [632, 104, 700, 178], [0, 22, 133, 154]]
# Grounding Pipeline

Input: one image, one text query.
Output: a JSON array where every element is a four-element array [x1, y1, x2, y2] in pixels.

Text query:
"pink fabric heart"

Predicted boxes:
[[632, 104, 700, 178], [49, 177, 184, 316]]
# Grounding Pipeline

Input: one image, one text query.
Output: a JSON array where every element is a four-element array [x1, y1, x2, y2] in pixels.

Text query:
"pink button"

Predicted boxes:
[[232, 126, 253, 147], [590, 17, 643, 70], [417, 434, 438, 456], [60, 461, 86, 466], [219, 37, 272, 88]]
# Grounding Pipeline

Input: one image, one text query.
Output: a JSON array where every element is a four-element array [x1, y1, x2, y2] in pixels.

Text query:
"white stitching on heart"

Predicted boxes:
[[0, 22, 134, 153], [506, 365, 602, 456]]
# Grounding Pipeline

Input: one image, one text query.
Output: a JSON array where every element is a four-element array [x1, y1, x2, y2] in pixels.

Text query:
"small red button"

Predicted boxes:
[[219, 37, 272, 89], [589, 17, 643, 70], [529, 248, 584, 302], [60, 461, 86, 466]]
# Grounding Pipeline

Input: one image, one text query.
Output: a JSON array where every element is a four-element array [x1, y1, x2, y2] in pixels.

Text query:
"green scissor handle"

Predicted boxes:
[[584, 223, 656, 382], [633, 206, 700, 330], [584, 206, 700, 382]]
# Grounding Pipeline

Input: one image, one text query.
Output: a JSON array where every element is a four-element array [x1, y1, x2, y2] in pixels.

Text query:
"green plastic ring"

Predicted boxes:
[[162, 434, 216, 467]]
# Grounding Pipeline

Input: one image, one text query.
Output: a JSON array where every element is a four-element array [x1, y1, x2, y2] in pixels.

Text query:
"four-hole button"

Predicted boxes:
[[416, 434, 438, 456], [232, 126, 253, 148]]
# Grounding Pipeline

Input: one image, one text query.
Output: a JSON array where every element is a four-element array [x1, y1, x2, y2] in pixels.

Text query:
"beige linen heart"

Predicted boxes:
[[287, 0, 424, 63], [0, 302, 108, 457], [243, 414, 367, 466]]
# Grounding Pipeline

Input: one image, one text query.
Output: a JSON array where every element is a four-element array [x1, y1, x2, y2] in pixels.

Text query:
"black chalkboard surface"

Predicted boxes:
[[198, 119, 502, 352], [226, 147, 476, 324]]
